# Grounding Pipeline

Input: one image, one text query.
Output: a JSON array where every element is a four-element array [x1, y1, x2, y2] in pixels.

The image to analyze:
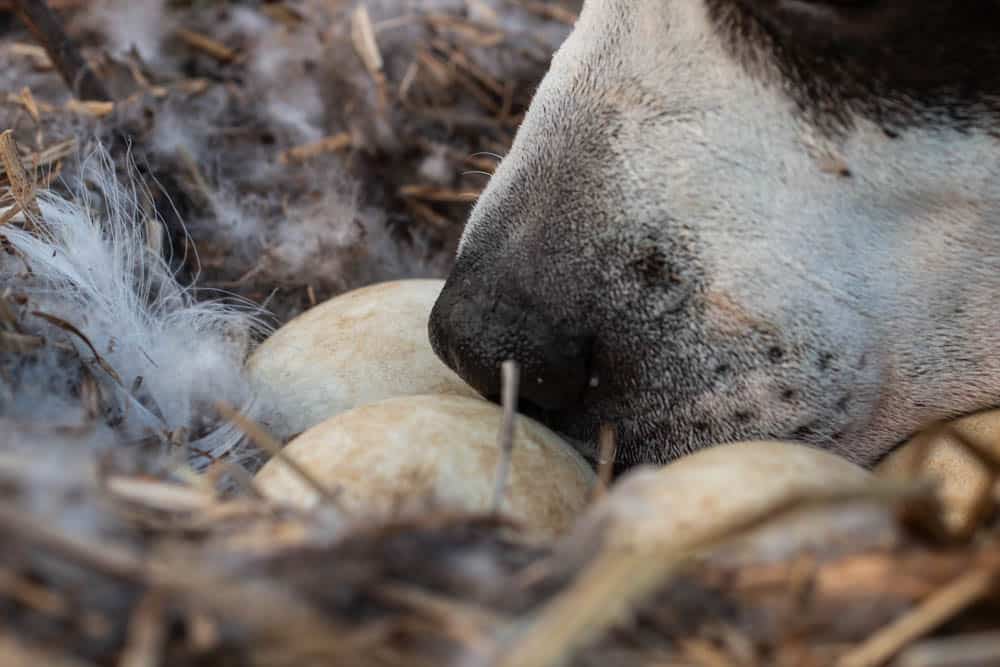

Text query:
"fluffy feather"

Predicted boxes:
[[0, 148, 265, 465]]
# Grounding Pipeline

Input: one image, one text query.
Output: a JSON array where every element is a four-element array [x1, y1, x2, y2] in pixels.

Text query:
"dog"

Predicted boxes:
[[429, 0, 1000, 468]]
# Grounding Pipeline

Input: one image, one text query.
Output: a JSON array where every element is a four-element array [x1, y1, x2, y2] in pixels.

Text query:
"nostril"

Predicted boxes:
[[516, 333, 594, 412], [429, 276, 593, 413]]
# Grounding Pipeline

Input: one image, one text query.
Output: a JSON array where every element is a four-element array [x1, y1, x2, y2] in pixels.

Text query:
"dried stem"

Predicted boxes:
[[592, 423, 617, 502], [494, 481, 934, 667], [0, 129, 42, 224], [215, 401, 341, 507], [837, 567, 998, 667], [12, 0, 111, 102], [492, 360, 520, 512]]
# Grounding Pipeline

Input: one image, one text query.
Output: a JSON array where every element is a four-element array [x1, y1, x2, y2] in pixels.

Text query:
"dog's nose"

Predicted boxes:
[[428, 277, 592, 412]]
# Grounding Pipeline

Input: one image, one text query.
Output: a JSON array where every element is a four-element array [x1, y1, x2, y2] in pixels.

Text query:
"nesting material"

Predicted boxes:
[[877, 410, 1000, 533], [584, 441, 873, 555], [246, 279, 478, 441], [254, 394, 595, 536]]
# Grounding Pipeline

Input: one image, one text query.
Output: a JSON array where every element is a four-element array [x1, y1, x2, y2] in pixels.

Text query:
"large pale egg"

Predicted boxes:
[[246, 280, 478, 441], [580, 441, 875, 558], [877, 410, 1000, 533], [254, 394, 595, 537]]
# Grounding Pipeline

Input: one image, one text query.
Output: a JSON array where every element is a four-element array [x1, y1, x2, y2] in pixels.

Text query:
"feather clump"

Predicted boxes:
[[0, 148, 264, 465]]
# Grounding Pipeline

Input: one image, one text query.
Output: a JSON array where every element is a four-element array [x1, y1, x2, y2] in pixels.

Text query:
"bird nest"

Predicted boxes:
[[2, 2, 1000, 666]]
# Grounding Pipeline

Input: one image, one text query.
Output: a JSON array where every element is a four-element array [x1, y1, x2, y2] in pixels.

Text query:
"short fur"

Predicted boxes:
[[430, 0, 1000, 467]]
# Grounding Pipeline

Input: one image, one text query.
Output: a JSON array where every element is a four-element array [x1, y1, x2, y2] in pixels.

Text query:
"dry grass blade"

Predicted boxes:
[[404, 197, 453, 230], [11, 0, 111, 101], [2, 41, 52, 68], [399, 184, 480, 203], [0, 129, 42, 222], [836, 568, 998, 667], [104, 476, 215, 513], [351, 2, 388, 107], [512, 0, 578, 25], [0, 329, 44, 351], [493, 360, 520, 512], [174, 28, 237, 63], [492, 480, 933, 667], [895, 631, 1000, 667], [351, 5, 384, 76], [492, 549, 664, 667], [64, 98, 115, 117], [0, 138, 78, 181], [0, 202, 24, 226], [278, 132, 353, 165], [214, 401, 341, 507], [18, 86, 41, 122]]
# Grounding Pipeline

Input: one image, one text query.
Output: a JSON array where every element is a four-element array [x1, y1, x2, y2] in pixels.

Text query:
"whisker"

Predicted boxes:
[[468, 151, 504, 161]]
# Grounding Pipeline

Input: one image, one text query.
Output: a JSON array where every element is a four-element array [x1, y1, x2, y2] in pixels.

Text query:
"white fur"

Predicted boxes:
[[455, 0, 1000, 461]]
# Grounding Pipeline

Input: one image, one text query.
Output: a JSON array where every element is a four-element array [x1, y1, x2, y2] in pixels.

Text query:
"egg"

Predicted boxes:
[[254, 394, 595, 536], [581, 441, 874, 557], [876, 409, 1000, 533], [246, 280, 478, 441]]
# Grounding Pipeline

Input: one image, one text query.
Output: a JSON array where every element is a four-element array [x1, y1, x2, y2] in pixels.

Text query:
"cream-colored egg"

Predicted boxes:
[[582, 441, 874, 556], [254, 394, 595, 537], [877, 410, 1000, 533], [246, 279, 478, 441]]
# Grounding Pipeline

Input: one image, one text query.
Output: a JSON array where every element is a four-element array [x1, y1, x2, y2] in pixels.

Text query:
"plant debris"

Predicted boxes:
[[2, 2, 1000, 667]]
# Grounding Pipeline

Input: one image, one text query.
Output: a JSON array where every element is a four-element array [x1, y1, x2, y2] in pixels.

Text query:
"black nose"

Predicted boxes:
[[428, 276, 592, 412]]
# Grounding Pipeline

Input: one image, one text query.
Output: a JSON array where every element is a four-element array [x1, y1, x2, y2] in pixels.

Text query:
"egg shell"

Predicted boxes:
[[582, 441, 874, 556], [877, 410, 1000, 532], [254, 394, 596, 537], [246, 279, 478, 441]]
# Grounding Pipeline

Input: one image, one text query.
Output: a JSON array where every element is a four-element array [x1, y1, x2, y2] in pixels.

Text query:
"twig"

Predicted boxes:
[[278, 133, 352, 165], [493, 481, 934, 667], [12, 0, 111, 101], [836, 568, 998, 667], [214, 401, 341, 507], [492, 360, 519, 512], [591, 424, 616, 502], [104, 476, 215, 513], [175, 28, 237, 63], [351, 4, 387, 106]]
